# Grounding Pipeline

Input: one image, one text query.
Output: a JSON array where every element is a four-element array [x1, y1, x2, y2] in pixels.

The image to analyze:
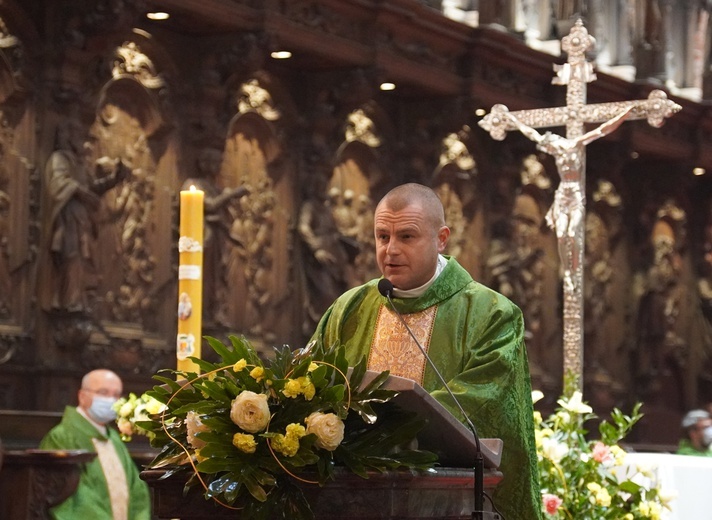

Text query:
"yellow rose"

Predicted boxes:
[[186, 410, 210, 449], [283, 379, 302, 398], [269, 423, 306, 456], [596, 488, 611, 507], [285, 423, 306, 439], [639, 501, 650, 516], [306, 412, 345, 451], [250, 366, 264, 382], [275, 435, 294, 456], [232, 432, 258, 453], [301, 381, 316, 401], [230, 391, 271, 433]]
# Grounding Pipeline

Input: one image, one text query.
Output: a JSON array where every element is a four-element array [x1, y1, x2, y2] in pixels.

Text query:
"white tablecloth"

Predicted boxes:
[[624, 452, 712, 519]]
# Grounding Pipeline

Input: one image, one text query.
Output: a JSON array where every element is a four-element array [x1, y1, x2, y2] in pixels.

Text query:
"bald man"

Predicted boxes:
[[311, 183, 541, 520], [40, 369, 151, 519]]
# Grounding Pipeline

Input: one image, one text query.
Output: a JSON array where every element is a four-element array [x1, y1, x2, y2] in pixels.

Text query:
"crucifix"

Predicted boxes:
[[478, 19, 681, 390]]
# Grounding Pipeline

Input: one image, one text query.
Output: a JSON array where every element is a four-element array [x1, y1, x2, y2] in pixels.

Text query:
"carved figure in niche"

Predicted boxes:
[[487, 188, 550, 389], [582, 181, 627, 407], [325, 185, 379, 287], [297, 175, 350, 335], [110, 159, 157, 321], [504, 108, 633, 291], [324, 186, 358, 286], [352, 193, 378, 285], [630, 0, 666, 78], [634, 208, 685, 409], [225, 178, 277, 339], [435, 181, 466, 260], [181, 147, 248, 325], [583, 180, 621, 365], [330, 187, 358, 239], [634, 201, 712, 410], [243, 180, 277, 339], [42, 121, 129, 313]]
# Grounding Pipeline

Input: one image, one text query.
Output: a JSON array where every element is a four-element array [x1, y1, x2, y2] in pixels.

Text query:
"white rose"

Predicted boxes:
[[230, 391, 271, 433], [305, 412, 345, 451], [186, 410, 209, 449], [119, 401, 134, 418], [144, 396, 167, 415], [541, 437, 568, 463]]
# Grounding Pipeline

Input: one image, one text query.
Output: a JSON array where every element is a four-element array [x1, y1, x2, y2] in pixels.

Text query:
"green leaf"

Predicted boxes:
[[244, 474, 269, 502], [205, 336, 238, 364]]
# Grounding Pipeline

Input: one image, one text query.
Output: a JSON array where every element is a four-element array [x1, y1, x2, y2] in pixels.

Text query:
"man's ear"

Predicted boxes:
[[437, 226, 450, 252]]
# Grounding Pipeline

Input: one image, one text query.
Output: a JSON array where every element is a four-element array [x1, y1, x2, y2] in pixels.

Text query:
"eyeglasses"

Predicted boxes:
[[82, 388, 122, 399]]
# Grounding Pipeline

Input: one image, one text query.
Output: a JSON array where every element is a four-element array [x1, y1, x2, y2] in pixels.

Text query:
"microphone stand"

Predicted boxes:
[[378, 279, 486, 520]]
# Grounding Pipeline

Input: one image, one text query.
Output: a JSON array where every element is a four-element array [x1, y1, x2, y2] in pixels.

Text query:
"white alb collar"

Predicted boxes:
[[392, 255, 447, 299]]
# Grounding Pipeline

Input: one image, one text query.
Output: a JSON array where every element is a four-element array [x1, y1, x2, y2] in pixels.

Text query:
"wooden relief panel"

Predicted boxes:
[[221, 89, 296, 347]]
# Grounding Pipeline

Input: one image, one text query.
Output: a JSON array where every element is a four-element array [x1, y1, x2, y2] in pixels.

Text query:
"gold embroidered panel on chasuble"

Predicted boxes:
[[368, 305, 438, 384]]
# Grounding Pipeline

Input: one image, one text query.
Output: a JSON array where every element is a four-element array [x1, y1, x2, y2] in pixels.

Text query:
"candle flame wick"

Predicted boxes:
[[190, 185, 197, 192]]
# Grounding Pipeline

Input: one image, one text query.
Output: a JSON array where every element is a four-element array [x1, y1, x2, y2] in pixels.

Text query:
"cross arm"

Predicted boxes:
[[478, 90, 681, 141]]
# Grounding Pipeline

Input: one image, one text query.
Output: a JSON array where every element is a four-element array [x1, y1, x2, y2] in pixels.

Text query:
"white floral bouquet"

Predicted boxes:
[[534, 388, 674, 519], [113, 392, 166, 442], [136, 335, 437, 519]]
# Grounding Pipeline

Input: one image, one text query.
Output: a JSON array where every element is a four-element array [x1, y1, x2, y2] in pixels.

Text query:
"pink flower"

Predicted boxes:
[[592, 441, 612, 463], [543, 493, 563, 515]]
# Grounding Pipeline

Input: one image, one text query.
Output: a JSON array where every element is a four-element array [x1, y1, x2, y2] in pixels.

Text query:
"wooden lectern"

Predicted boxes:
[[143, 466, 503, 519], [141, 372, 504, 520]]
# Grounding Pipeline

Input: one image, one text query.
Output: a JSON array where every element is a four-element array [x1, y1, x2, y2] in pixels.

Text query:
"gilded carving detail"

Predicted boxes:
[[237, 79, 281, 120], [345, 109, 380, 146], [112, 42, 165, 89]]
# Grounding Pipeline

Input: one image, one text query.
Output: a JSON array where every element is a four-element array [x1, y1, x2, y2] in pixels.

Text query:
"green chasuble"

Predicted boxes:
[[677, 439, 712, 456], [40, 406, 151, 520], [312, 257, 542, 520]]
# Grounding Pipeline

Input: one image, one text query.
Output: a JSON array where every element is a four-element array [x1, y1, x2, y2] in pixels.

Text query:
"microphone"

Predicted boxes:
[[377, 278, 488, 520]]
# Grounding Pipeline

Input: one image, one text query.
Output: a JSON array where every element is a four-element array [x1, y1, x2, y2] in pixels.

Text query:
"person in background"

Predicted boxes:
[[40, 369, 151, 519], [677, 409, 712, 456], [311, 183, 541, 520]]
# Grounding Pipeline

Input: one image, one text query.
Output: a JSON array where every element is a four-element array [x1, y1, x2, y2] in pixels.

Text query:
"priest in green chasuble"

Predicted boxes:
[[312, 183, 542, 520], [40, 369, 151, 520]]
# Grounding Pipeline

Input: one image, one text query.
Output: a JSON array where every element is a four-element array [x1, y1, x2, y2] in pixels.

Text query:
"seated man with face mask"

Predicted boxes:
[[677, 409, 712, 456], [40, 369, 151, 519]]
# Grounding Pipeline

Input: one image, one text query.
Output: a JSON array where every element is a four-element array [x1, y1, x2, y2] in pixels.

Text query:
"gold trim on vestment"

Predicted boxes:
[[92, 437, 129, 520], [368, 304, 438, 384]]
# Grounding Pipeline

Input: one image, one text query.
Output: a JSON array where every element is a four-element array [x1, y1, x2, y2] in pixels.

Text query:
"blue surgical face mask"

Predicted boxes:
[[703, 426, 712, 448], [88, 395, 118, 424]]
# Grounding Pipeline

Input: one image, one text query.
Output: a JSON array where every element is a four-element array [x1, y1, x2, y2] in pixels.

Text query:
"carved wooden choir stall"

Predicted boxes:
[[0, 1, 712, 517]]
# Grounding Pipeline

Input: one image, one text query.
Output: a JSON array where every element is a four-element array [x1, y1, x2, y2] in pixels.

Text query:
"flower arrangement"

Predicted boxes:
[[113, 392, 166, 442], [130, 335, 437, 519], [534, 388, 674, 519]]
